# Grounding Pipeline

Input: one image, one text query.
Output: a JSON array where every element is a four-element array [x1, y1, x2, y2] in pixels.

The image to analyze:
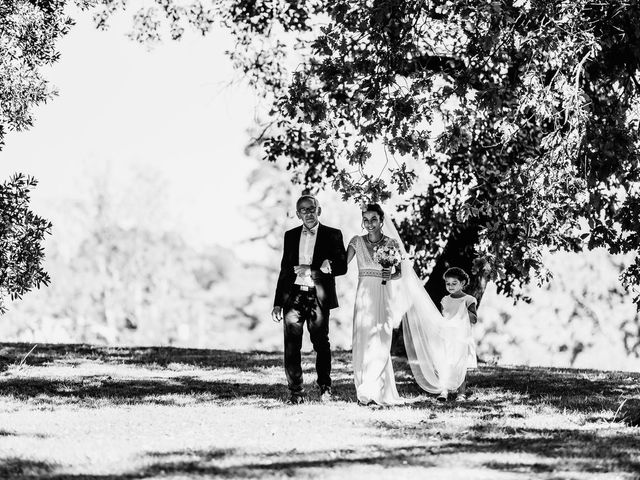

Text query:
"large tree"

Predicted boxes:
[[0, 1, 90, 312], [92, 0, 640, 308]]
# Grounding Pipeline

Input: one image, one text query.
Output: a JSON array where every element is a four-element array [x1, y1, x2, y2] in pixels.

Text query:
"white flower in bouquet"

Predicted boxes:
[[373, 243, 402, 285]]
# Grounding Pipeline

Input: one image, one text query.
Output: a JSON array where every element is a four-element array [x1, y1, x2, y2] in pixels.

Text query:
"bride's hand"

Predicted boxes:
[[381, 268, 392, 281], [320, 259, 332, 274]]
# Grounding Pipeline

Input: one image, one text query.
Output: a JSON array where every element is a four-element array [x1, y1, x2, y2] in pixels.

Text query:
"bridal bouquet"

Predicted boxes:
[[373, 243, 402, 285]]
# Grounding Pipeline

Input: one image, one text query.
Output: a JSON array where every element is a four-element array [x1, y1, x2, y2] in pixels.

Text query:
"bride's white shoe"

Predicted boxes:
[[437, 390, 448, 402]]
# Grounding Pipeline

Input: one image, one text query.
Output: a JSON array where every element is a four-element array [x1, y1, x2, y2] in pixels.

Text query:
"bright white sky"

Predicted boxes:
[[0, 6, 431, 255], [0, 8, 262, 248]]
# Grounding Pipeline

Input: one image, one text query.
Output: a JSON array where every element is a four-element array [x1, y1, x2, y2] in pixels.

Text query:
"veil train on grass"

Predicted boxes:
[[383, 208, 469, 394]]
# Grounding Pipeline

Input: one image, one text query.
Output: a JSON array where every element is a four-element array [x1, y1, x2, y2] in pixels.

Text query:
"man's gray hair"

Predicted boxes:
[[296, 194, 319, 210]]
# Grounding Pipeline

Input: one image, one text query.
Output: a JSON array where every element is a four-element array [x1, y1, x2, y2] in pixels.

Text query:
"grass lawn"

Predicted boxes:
[[0, 342, 639, 479]]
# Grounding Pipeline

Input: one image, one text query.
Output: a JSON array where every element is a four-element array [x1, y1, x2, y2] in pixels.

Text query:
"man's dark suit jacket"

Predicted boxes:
[[274, 224, 348, 310]]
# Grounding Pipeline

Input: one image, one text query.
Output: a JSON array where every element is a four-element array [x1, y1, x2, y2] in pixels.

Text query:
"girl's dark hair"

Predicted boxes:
[[362, 203, 384, 220], [443, 267, 470, 285]]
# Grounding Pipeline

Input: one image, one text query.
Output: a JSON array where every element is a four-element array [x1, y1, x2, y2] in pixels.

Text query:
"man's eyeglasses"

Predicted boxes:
[[297, 207, 317, 215]]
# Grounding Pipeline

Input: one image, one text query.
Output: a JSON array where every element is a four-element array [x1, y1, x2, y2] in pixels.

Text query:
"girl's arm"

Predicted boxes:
[[467, 303, 478, 324]]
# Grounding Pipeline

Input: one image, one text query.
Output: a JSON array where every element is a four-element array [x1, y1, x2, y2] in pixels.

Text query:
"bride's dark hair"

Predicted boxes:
[[362, 203, 384, 220]]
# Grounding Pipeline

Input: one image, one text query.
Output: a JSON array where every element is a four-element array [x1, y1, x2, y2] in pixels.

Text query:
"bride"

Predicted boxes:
[[347, 203, 469, 406]]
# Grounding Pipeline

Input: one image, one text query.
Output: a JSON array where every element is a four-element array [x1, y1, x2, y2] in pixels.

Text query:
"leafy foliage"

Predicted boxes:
[[0, 0, 81, 144], [0, 174, 52, 313], [93, 0, 640, 306]]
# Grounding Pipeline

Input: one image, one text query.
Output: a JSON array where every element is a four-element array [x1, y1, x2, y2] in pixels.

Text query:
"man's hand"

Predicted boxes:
[[271, 306, 283, 323], [293, 264, 311, 276]]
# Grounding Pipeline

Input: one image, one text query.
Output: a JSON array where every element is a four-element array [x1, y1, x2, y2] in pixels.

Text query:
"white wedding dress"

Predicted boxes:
[[350, 215, 470, 403], [349, 235, 404, 405]]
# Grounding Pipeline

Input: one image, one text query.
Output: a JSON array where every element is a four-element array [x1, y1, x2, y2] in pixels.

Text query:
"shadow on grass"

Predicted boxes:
[[0, 343, 358, 407], [0, 343, 283, 372], [7, 428, 638, 480], [1, 342, 639, 412], [133, 447, 437, 478], [0, 375, 358, 408], [0, 375, 285, 406], [0, 447, 429, 480], [0, 458, 55, 478], [135, 428, 640, 476], [468, 364, 640, 412], [392, 356, 640, 413], [1, 344, 640, 479]]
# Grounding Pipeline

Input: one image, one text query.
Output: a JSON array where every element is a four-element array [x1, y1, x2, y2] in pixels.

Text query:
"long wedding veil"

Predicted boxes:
[[383, 209, 469, 393]]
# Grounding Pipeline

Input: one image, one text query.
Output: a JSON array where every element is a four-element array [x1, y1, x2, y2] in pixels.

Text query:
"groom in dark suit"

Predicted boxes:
[[271, 195, 347, 404]]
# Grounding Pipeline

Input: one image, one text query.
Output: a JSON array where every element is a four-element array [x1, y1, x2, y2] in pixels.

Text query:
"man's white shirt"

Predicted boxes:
[[295, 223, 318, 287]]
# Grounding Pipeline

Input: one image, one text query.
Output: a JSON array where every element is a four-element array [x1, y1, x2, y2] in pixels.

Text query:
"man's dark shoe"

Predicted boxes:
[[319, 386, 333, 403], [288, 394, 305, 405]]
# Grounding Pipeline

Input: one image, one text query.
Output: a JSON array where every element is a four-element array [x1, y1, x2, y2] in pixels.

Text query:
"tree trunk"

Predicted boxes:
[[391, 222, 488, 356], [424, 222, 487, 306]]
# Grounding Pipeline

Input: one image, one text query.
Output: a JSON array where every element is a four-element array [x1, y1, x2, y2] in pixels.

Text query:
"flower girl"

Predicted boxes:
[[439, 267, 478, 401]]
